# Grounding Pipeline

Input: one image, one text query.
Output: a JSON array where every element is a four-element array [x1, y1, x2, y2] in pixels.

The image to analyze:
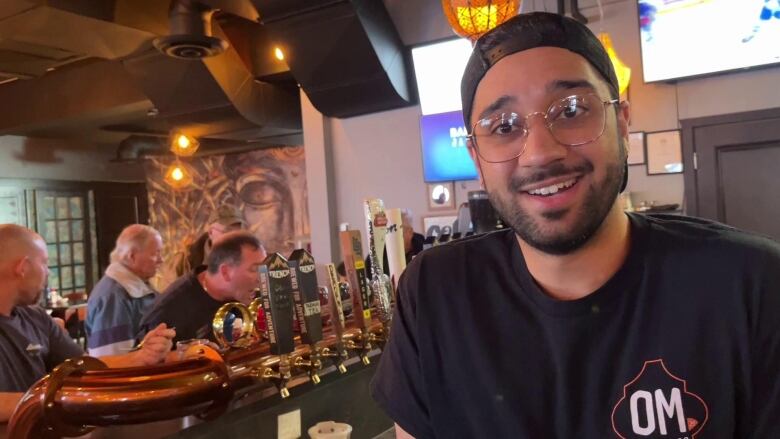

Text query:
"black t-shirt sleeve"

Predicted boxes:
[[748, 244, 780, 437], [370, 258, 433, 439]]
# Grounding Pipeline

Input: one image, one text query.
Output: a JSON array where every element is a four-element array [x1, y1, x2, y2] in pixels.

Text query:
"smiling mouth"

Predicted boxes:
[[525, 177, 579, 197]]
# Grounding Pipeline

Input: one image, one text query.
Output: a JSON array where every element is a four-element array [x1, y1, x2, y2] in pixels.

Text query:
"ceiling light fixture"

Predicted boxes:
[[441, 0, 521, 42], [170, 133, 199, 157], [164, 160, 193, 190]]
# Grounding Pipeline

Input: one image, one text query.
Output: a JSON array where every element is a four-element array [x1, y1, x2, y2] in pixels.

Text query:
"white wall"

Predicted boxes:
[[0, 135, 145, 182]]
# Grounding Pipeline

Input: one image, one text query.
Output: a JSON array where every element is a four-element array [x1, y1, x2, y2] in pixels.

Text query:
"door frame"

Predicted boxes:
[[681, 107, 780, 217]]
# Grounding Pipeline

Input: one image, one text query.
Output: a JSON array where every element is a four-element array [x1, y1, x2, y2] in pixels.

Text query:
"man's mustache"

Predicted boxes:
[[508, 161, 594, 192]]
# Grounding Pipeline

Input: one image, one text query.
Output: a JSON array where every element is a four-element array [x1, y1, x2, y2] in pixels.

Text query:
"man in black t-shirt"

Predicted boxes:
[[0, 225, 174, 423], [370, 13, 780, 439], [140, 231, 266, 346]]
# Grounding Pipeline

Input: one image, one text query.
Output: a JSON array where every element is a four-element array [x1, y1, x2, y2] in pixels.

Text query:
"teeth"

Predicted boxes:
[[527, 178, 576, 196]]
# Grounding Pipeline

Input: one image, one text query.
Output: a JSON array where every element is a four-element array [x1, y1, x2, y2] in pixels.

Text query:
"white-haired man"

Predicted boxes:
[[85, 224, 163, 355]]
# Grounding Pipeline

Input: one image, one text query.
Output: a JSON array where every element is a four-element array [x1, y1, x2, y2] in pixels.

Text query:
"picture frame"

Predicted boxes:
[[645, 130, 683, 175], [627, 131, 646, 165], [427, 182, 455, 210]]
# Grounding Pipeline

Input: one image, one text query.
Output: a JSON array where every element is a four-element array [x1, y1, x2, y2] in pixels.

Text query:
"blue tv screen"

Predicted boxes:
[[420, 110, 478, 183]]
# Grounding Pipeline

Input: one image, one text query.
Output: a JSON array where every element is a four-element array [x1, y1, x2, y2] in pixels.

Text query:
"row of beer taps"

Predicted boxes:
[[203, 198, 404, 399]]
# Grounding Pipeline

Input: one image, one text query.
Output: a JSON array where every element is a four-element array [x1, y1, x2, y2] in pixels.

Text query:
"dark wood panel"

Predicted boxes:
[[719, 144, 780, 240], [682, 107, 780, 218], [93, 183, 149, 275]]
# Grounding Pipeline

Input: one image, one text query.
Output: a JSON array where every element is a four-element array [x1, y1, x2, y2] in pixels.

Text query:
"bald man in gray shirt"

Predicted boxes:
[[0, 224, 176, 423]]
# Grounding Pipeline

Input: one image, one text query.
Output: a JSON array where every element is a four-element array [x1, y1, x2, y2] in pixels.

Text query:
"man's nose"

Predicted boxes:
[[515, 114, 568, 167]]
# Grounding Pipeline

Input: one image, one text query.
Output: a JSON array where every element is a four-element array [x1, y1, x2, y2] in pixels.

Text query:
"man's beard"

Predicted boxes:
[[488, 141, 626, 255]]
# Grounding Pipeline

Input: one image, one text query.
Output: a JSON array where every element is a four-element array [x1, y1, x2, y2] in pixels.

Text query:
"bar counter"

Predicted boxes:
[[1, 352, 391, 439]]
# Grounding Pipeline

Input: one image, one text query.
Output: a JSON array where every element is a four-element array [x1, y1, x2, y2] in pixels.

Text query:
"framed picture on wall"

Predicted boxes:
[[627, 132, 645, 165], [427, 182, 455, 210], [645, 130, 683, 175]]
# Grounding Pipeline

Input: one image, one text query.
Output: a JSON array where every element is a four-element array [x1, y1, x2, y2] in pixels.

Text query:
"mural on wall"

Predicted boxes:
[[145, 146, 309, 289]]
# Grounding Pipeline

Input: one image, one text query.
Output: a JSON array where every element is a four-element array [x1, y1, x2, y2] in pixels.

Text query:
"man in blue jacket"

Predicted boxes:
[[86, 224, 163, 356]]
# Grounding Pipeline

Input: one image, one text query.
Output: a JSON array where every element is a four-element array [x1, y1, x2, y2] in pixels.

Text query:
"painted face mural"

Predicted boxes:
[[146, 146, 309, 288]]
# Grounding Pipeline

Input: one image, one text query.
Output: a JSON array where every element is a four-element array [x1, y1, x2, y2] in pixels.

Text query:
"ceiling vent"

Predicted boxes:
[[153, 0, 228, 59]]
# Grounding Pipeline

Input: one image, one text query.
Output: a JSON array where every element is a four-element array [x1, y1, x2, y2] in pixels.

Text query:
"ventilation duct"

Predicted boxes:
[[253, 0, 415, 118], [123, 17, 302, 142], [113, 134, 290, 162], [0, 0, 302, 145], [113, 135, 167, 162]]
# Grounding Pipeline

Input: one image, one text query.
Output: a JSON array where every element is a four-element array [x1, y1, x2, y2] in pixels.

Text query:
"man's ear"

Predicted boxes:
[[616, 100, 631, 146], [126, 249, 137, 265], [219, 263, 232, 282], [12, 257, 28, 279]]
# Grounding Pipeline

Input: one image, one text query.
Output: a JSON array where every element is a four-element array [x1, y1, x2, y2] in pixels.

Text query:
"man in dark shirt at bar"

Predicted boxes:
[[139, 231, 266, 346], [0, 224, 174, 423]]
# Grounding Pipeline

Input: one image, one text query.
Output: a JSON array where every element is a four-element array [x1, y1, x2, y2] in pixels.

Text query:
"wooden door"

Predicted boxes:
[[93, 183, 149, 275], [682, 108, 780, 241]]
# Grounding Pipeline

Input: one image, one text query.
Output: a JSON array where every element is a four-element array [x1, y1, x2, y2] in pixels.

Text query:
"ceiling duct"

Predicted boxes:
[[113, 134, 167, 161], [113, 133, 293, 162], [153, 0, 228, 59], [0, 0, 302, 145], [123, 15, 302, 141], [253, 0, 415, 118]]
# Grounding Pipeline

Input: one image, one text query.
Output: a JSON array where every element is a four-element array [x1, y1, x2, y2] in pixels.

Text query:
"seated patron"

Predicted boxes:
[[0, 224, 173, 423], [139, 231, 266, 346], [85, 224, 163, 356]]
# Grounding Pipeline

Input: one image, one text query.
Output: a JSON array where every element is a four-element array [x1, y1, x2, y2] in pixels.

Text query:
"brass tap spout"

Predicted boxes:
[[342, 329, 372, 365], [293, 350, 323, 384], [253, 354, 292, 398], [316, 345, 348, 374]]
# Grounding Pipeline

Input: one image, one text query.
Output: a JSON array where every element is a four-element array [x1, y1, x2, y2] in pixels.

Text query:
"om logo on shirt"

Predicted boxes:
[[611, 359, 708, 438]]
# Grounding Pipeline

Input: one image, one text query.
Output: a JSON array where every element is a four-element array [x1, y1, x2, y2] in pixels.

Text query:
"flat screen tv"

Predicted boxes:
[[412, 38, 477, 182], [639, 0, 780, 82], [419, 110, 478, 183], [411, 38, 472, 116]]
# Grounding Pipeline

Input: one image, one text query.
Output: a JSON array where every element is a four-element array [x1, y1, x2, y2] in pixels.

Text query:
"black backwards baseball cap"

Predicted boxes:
[[460, 12, 628, 191]]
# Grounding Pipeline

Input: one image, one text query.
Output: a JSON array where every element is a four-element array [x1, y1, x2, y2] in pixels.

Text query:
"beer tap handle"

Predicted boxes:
[[258, 254, 297, 398]]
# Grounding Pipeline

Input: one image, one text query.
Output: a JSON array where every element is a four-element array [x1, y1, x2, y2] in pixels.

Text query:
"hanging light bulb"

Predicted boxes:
[[598, 33, 631, 96], [170, 133, 199, 157], [274, 47, 285, 61], [441, 0, 521, 42], [164, 161, 193, 190]]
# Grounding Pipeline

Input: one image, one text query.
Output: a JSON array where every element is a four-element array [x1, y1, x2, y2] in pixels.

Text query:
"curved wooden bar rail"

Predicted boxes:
[[7, 321, 385, 439]]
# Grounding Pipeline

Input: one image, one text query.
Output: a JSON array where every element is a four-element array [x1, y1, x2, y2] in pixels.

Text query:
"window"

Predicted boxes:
[[36, 191, 93, 301]]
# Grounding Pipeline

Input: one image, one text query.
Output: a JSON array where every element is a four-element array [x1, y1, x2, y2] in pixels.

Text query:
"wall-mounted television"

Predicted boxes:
[[420, 110, 478, 183], [412, 38, 477, 182], [411, 38, 472, 116], [639, 0, 780, 82]]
